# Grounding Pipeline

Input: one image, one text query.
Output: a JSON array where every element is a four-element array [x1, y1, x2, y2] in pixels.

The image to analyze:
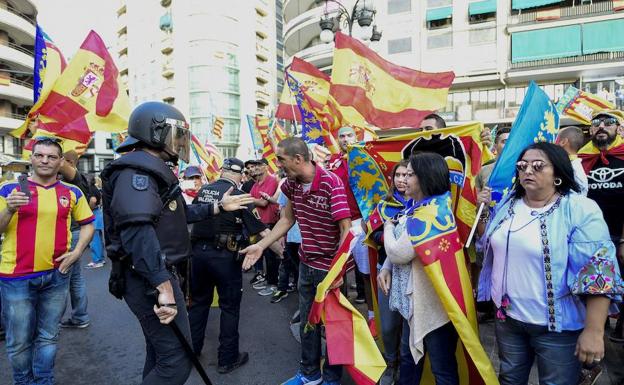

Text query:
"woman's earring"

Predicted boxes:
[[554, 178, 562, 186]]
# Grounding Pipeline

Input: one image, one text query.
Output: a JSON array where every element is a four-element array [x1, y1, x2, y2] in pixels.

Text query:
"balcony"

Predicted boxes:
[[117, 33, 127, 54], [120, 74, 128, 90], [162, 58, 174, 78], [508, 0, 615, 25], [0, 42, 33, 71], [510, 50, 624, 70], [292, 43, 334, 70], [161, 0, 171, 6], [255, 41, 270, 61], [256, 18, 269, 38], [0, 112, 26, 135], [256, 66, 270, 83], [0, 78, 33, 106], [0, 6, 36, 42], [255, 0, 269, 16], [161, 33, 173, 54], [162, 84, 175, 103], [118, 54, 128, 74], [117, 12, 127, 34], [284, 5, 341, 57], [117, 1, 126, 16], [255, 86, 271, 105]]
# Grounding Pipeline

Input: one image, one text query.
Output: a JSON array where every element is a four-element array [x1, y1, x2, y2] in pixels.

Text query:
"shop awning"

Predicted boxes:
[[469, 0, 496, 16], [512, 0, 563, 10], [511, 25, 582, 63], [426, 6, 452, 22]]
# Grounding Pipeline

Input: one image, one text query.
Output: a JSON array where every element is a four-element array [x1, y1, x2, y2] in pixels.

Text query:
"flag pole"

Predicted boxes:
[[464, 202, 484, 248]]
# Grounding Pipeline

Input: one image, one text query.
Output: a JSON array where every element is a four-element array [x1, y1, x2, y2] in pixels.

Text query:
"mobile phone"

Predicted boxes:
[[18, 175, 30, 199]]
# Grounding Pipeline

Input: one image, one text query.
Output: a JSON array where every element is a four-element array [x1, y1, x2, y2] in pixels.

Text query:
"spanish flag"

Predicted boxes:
[[22, 30, 130, 143], [330, 32, 454, 130], [308, 231, 386, 385], [405, 192, 498, 385], [11, 25, 67, 138], [276, 57, 331, 121], [578, 134, 624, 174]]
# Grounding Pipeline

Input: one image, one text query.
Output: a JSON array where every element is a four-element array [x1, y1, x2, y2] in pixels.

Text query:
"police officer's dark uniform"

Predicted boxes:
[[101, 102, 218, 385], [188, 157, 266, 373]]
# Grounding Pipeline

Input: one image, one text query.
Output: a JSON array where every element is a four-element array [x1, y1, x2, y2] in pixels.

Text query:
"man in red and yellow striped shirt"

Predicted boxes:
[[0, 138, 94, 385]]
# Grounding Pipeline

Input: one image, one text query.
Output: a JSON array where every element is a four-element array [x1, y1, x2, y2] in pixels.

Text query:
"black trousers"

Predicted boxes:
[[188, 241, 243, 366], [123, 270, 192, 385]]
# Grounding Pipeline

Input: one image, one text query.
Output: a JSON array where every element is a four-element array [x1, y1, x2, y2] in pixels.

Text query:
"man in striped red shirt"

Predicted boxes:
[[0, 138, 95, 385], [242, 137, 351, 385]]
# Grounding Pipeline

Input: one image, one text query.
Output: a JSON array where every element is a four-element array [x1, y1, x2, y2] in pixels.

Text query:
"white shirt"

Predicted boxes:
[[491, 199, 553, 326], [571, 157, 588, 196]]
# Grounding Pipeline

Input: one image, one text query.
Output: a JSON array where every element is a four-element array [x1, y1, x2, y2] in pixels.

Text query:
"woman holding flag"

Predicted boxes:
[[478, 142, 623, 384], [380, 152, 497, 385]]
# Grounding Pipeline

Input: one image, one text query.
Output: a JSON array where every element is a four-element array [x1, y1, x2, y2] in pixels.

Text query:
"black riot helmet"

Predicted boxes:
[[116, 101, 191, 164]]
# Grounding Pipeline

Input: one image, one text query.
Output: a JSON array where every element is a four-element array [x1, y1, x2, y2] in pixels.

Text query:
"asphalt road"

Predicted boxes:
[[1, 253, 624, 385]]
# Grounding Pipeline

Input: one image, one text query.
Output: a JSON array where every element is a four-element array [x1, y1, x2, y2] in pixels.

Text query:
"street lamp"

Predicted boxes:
[[318, 0, 382, 43]]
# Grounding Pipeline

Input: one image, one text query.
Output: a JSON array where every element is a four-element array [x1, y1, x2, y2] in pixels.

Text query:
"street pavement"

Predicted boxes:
[[1, 253, 624, 384]]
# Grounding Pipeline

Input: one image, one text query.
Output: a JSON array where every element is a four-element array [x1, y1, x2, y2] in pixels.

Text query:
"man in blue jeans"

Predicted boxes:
[[0, 138, 95, 385], [58, 151, 92, 329]]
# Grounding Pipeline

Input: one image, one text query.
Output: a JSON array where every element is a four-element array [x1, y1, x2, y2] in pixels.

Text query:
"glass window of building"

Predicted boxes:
[[427, 32, 452, 49], [469, 26, 496, 45], [427, 0, 451, 7], [388, 0, 411, 14], [583, 79, 623, 110], [388, 37, 412, 54]]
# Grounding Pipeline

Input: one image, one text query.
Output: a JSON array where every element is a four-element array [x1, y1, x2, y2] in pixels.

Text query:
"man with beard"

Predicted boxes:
[[578, 110, 624, 342]]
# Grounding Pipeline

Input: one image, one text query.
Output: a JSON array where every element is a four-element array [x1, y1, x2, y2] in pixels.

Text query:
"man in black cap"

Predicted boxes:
[[188, 157, 271, 373]]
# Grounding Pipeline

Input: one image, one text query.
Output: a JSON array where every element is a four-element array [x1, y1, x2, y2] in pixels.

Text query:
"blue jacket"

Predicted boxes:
[[478, 192, 622, 332]]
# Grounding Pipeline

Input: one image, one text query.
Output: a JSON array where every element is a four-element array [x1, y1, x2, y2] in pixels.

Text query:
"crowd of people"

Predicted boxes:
[[0, 100, 623, 385]]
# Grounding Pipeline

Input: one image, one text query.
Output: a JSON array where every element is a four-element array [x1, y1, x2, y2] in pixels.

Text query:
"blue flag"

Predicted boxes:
[[285, 72, 324, 145], [487, 81, 559, 203], [33, 25, 47, 103]]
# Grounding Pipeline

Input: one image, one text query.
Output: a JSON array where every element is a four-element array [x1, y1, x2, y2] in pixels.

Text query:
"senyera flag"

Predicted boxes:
[[11, 25, 67, 139], [307, 231, 386, 385], [330, 32, 454, 130], [488, 81, 559, 204], [189, 134, 223, 182], [405, 192, 499, 385], [348, 122, 491, 243], [256, 116, 279, 173]]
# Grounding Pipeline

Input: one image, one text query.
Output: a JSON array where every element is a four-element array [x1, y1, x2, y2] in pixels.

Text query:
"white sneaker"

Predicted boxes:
[[258, 285, 277, 296]]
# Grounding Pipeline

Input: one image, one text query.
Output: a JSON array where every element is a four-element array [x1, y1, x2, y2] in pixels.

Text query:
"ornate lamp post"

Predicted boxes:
[[318, 0, 382, 43]]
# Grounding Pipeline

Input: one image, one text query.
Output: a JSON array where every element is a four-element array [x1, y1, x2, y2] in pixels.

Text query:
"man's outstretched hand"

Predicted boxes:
[[220, 187, 254, 211]]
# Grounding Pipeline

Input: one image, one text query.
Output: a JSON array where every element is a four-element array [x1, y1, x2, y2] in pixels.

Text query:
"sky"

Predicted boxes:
[[33, 0, 117, 56]]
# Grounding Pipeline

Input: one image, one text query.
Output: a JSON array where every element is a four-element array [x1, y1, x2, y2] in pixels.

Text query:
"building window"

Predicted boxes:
[[427, 32, 452, 49], [105, 138, 113, 150], [469, 27, 496, 45], [388, 37, 412, 54], [388, 0, 411, 14], [427, 0, 451, 7]]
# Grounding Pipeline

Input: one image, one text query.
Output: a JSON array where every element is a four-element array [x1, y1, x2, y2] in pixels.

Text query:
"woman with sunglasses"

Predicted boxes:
[[478, 142, 623, 384]]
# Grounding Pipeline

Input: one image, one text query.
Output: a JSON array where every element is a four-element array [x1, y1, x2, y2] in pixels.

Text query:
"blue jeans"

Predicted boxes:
[[398, 319, 459, 385], [298, 262, 342, 382], [377, 274, 402, 364], [495, 317, 581, 385], [0, 270, 70, 385], [90, 208, 104, 264], [66, 229, 89, 324]]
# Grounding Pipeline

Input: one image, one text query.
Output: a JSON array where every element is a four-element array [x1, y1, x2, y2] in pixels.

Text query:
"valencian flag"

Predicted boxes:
[[555, 86, 615, 125], [308, 231, 386, 385], [348, 122, 491, 242], [190, 134, 223, 182], [488, 81, 559, 203], [405, 192, 498, 385], [256, 116, 279, 173], [330, 32, 454, 130], [246, 115, 264, 153], [12, 25, 67, 138]]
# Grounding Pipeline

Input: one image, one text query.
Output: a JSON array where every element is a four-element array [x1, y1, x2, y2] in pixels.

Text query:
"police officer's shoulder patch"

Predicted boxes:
[[132, 174, 149, 191]]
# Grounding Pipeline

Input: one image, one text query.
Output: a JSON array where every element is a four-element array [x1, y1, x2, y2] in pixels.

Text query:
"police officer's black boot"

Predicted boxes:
[[217, 351, 249, 374]]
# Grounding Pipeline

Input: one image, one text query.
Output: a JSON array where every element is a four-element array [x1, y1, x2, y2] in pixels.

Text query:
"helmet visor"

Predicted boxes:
[[164, 118, 191, 163]]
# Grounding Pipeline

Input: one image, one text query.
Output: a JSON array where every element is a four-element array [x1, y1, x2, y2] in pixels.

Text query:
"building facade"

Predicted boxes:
[[0, 0, 35, 158], [116, 0, 282, 159], [284, 0, 624, 128]]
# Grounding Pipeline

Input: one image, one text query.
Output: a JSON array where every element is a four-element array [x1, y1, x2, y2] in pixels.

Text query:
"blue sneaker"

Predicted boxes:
[[282, 371, 322, 385]]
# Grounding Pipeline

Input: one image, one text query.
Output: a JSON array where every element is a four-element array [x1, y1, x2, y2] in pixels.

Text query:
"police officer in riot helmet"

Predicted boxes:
[[100, 101, 252, 385], [189, 157, 275, 374]]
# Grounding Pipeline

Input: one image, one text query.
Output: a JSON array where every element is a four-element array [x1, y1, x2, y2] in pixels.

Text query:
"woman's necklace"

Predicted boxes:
[[524, 191, 558, 216], [508, 192, 559, 233]]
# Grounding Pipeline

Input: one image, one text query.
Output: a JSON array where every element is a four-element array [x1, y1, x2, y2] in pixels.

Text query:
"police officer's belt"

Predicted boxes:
[[192, 233, 241, 252]]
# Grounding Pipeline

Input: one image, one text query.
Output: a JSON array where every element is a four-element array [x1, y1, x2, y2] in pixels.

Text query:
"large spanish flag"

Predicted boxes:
[[308, 231, 386, 385], [330, 32, 454, 130], [405, 192, 498, 385], [29, 30, 130, 141], [348, 122, 492, 242]]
